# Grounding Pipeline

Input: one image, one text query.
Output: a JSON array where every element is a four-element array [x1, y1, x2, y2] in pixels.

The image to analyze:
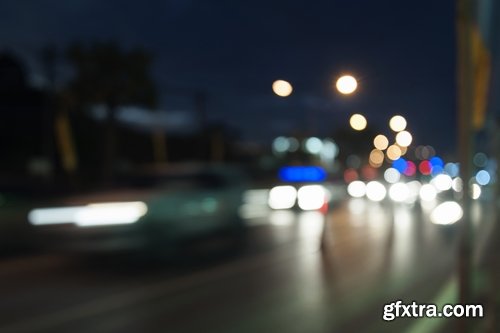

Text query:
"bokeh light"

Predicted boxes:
[[403, 161, 416, 176], [452, 177, 463, 192], [389, 183, 410, 202], [272, 80, 293, 97], [373, 134, 389, 150], [272, 136, 289, 153], [344, 168, 359, 183], [419, 160, 432, 175], [430, 156, 444, 168], [395, 130, 412, 147], [384, 168, 400, 184], [386, 145, 402, 161], [349, 114, 367, 131], [268, 185, 297, 209], [336, 75, 358, 94], [347, 181, 366, 198], [444, 163, 459, 177], [430, 201, 463, 225], [432, 174, 453, 192], [288, 137, 299, 152], [297, 185, 327, 210], [398, 145, 408, 156], [369, 149, 384, 167], [304, 137, 323, 154], [392, 157, 407, 173], [366, 181, 386, 202], [361, 165, 378, 180], [346, 155, 361, 168], [389, 115, 407, 132], [475, 170, 491, 186], [473, 152, 488, 168], [471, 183, 481, 199], [419, 184, 437, 201]]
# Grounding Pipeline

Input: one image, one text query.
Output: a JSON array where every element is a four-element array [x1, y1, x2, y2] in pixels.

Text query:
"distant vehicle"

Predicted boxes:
[[267, 166, 331, 212], [28, 165, 247, 254]]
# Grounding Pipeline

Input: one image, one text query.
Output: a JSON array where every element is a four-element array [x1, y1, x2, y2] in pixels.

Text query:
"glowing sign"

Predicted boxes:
[[279, 166, 327, 182]]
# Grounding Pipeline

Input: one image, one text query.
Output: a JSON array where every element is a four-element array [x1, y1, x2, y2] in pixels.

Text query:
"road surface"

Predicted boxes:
[[0, 195, 484, 333]]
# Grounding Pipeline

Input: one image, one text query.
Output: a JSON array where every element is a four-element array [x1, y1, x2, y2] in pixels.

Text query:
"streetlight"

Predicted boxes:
[[386, 144, 402, 160], [272, 79, 293, 97], [389, 115, 407, 132], [349, 113, 367, 131], [395, 130, 412, 147], [373, 134, 389, 150], [336, 75, 358, 95]]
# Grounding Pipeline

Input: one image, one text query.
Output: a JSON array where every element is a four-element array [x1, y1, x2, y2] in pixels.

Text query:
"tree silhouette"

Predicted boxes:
[[66, 42, 157, 182]]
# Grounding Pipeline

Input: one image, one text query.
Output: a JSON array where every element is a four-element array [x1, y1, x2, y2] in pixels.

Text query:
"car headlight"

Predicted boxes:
[[28, 201, 148, 227]]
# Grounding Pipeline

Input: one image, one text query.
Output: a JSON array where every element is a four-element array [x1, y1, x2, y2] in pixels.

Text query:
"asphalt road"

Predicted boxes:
[[0, 197, 469, 333]]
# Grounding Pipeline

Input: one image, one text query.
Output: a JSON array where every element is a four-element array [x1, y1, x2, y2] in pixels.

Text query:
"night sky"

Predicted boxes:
[[0, 0, 457, 153]]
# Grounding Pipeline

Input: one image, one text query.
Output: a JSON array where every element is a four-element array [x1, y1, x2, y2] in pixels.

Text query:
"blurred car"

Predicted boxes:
[[27, 165, 247, 254], [267, 166, 331, 212]]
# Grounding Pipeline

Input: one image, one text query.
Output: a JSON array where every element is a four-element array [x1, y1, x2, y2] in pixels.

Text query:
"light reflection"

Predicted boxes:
[[348, 198, 367, 215], [298, 211, 324, 237], [405, 180, 421, 204], [269, 210, 295, 226], [430, 201, 463, 225], [452, 177, 463, 192], [471, 184, 481, 200], [391, 205, 414, 274]]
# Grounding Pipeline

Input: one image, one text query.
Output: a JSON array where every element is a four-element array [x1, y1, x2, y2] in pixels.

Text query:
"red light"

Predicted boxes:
[[343, 168, 358, 183], [319, 200, 329, 215], [361, 165, 378, 180], [419, 160, 432, 175], [404, 161, 416, 176]]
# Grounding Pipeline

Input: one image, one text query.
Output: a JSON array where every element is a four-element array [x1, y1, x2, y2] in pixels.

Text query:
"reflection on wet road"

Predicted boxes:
[[0, 196, 464, 333]]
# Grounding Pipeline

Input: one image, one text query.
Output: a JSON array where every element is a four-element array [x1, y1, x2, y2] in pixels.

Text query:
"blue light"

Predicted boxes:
[[431, 165, 444, 176], [444, 163, 459, 178], [279, 166, 327, 182], [430, 156, 444, 168], [475, 170, 491, 186], [392, 158, 407, 174]]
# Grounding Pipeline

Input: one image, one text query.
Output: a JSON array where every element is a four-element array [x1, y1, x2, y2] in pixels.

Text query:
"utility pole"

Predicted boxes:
[[456, 0, 474, 331]]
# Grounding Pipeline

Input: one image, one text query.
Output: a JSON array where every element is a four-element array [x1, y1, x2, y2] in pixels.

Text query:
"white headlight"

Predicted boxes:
[[297, 185, 326, 210], [347, 181, 366, 198], [75, 202, 148, 227], [366, 181, 386, 202], [430, 201, 463, 225], [28, 201, 148, 227], [268, 186, 297, 210], [389, 183, 410, 202], [419, 184, 437, 201]]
